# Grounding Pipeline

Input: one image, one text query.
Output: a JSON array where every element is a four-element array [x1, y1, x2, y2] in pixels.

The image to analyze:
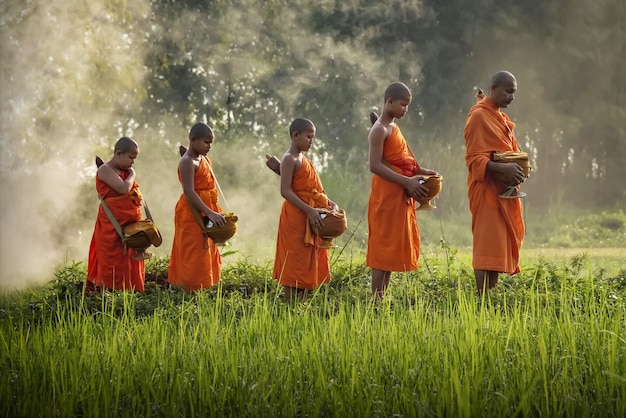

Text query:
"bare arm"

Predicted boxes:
[[280, 154, 324, 228], [418, 167, 439, 176], [368, 124, 428, 197], [98, 164, 136, 194], [369, 124, 406, 184], [179, 156, 226, 227]]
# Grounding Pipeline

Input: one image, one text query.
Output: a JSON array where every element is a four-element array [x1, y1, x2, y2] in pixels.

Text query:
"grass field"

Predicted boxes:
[[1, 247, 625, 417]]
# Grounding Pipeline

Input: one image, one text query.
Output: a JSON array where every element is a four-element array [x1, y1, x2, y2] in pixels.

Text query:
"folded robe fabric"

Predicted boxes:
[[297, 188, 329, 246], [87, 171, 145, 291], [272, 156, 331, 290], [168, 155, 222, 291], [464, 97, 525, 274], [366, 124, 420, 272], [386, 155, 420, 177]]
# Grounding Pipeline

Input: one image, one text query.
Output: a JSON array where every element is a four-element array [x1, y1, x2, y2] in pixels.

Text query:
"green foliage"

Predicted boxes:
[[3, 0, 626, 280], [1, 253, 625, 417], [545, 210, 626, 248], [219, 260, 277, 297], [134, 0, 626, 217]]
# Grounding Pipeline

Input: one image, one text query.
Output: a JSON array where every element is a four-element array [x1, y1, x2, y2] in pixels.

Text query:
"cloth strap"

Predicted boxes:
[[206, 162, 230, 212], [98, 196, 155, 247]]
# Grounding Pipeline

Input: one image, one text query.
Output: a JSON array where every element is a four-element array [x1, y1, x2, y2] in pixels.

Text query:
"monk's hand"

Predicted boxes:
[[307, 208, 324, 229], [499, 162, 525, 186], [206, 211, 226, 228], [405, 176, 430, 199]]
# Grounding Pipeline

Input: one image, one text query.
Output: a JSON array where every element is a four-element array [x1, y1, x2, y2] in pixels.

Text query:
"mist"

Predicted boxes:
[[0, 0, 150, 290], [2, 0, 624, 291], [0, 0, 300, 290]]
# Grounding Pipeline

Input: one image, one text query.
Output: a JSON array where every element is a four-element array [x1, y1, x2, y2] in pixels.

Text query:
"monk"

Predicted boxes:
[[168, 123, 226, 292], [86, 137, 145, 294], [464, 70, 526, 295], [367, 82, 439, 299], [272, 118, 339, 303]]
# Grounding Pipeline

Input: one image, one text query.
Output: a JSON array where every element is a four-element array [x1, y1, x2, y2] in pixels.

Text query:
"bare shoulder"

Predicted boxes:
[[281, 151, 299, 165], [368, 121, 391, 142], [96, 163, 121, 187], [280, 151, 302, 173], [97, 162, 111, 175], [97, 162, 117, 178], [178, 154, 196, 169]]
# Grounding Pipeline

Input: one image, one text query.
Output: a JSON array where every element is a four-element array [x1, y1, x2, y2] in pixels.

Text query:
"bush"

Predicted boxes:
[[546, 210, 626, 248]]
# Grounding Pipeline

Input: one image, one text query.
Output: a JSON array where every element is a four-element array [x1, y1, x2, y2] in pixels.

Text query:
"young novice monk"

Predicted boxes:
[[367, 82, 439, 299], [272, 118, 339, 303], [168, 123, 226, 292], [86, 137, 146, 295]]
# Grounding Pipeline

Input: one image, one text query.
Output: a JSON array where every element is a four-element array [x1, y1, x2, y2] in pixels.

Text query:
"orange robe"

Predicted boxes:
[[366, 124, 420, 272], [87, 171, 145, 291], [464, 97, 525, 274], [272, 157, 331, 290], [168, 156, 222, 291]]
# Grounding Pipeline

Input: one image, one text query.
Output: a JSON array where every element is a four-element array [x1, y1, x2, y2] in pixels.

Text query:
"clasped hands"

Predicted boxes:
[[498, 162, 527, 186]]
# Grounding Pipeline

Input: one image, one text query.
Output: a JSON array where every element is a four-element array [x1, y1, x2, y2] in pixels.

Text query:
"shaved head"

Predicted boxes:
[[289, 118, 315, 136], [114, 137, 138, 154], [189, 122, 214, 140], [490, 71, 516, 88], [384, 81, 412, 101]]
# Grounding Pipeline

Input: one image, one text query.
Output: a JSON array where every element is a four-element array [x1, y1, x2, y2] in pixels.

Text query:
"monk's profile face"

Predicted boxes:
[[192, 135, 214, 155], [116, 148, 138, 170], [490, 77, 517, 109], [293, 127, 316, 152], [388, 95, 411, 119]]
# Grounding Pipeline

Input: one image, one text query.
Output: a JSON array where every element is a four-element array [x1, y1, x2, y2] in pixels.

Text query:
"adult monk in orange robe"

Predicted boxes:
[[272, 118, 339, 303], [464, 71, 526, 294], [168, 123, 226, 292], [367, 82, 439, 299], [86, 137, 145, 294]]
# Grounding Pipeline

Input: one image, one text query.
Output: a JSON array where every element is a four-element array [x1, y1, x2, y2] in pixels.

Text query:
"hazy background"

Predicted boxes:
[[1, 0, 624, 290]]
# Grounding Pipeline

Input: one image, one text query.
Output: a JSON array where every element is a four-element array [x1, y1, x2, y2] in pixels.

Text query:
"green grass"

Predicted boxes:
[[1, 252, 625, 417]]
